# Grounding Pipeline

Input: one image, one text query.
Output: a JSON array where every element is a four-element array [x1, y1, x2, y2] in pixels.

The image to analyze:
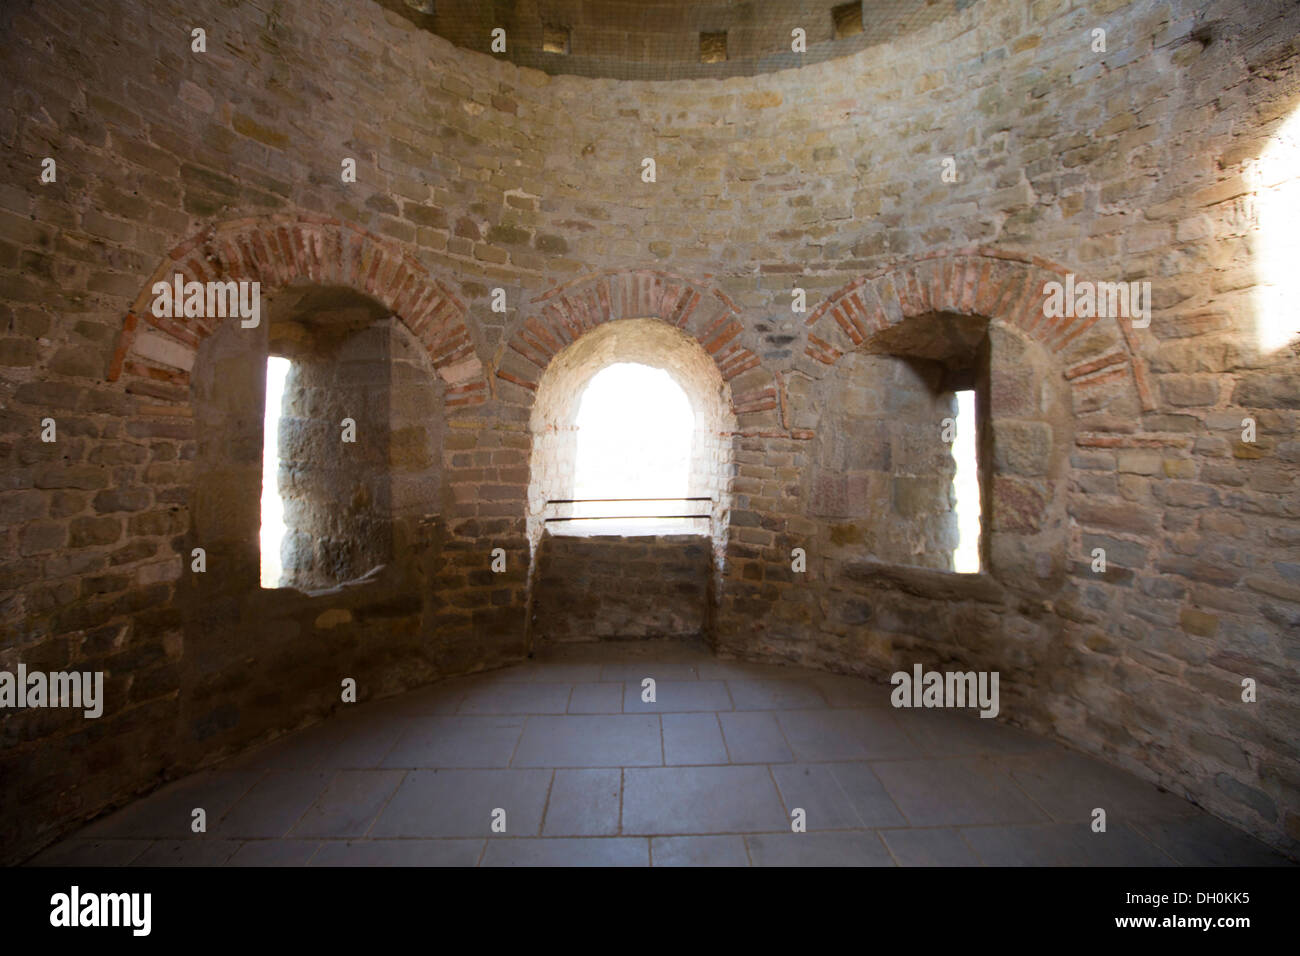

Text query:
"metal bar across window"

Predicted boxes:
[[545, 497, 713, 504], [544, 514, 712, 522], [543, 497, 714, 523]]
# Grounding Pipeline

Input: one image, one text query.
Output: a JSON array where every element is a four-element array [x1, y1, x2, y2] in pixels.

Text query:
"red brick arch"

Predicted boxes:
[[493, 269, 778, 418], [801, 249, 1156, 412], [107, 213, 489, 407]]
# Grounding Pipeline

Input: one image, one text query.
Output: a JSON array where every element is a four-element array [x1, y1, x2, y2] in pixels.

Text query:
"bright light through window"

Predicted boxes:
[[568, 362, 696, 535], [1251, 107, 1300, 354], [259, 356, 291, 589], [951, 389, 981, 573]]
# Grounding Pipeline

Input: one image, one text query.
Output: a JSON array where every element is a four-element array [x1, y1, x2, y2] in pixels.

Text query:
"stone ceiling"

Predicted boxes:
[[376, 0, 981, 80]]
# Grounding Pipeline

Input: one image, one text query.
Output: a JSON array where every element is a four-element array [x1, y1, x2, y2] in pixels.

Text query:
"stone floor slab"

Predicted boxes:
[[79, 770, 263, 840], [871, 758, 1049, 827], [960, 823, 1176, 866], [1000, 750, 1206, 824], [481, 838, 649, 866], [28, 839, 152, 867], [381, 716, 524, 769], [622, 766, 787, 834], [771, 763, 866, 830], [728, 679, 828, 711], [542, 769, 622, 836], [599, 661, 702, 682], [225, 840, 321, 866], [623, 679, 732, 713], [289, 770, 406, 838], [747, 832, 894, 867], [900, 709, 1055, 758], [217, 771, 333, 839], [651, 835, 749, 866], [662, 713, 728, 765], [131, 840, 242, 866], [1131, 817, 1294, 866], [827, 762, 910, 827], [567, 682, 624, 714], [308, 839, 483, 866], [369, 769, 551, 838], [777, 708, 913, 761], [457, 682, 573, 715], [513, 715, 662, 767], [879, 828, 980, 866], [719, 711, 793, 764]]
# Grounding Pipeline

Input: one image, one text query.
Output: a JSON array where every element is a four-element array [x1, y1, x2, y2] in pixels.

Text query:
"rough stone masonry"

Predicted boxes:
[[0, 0, 1298, 866]]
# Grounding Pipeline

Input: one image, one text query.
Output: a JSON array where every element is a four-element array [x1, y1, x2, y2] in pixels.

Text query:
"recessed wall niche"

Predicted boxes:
[[192, 285, 445, 594]]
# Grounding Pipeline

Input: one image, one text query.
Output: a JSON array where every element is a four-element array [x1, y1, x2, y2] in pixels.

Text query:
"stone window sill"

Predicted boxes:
[[836, 559, 1004, 604]]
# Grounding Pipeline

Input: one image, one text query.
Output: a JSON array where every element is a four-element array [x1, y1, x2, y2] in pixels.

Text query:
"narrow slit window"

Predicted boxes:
[[951, 388, 981, 573], [700, 31, 727, 63], [259, 355, 291, 589], [832, 2, 864, 39], [543, 24, 570, 55]]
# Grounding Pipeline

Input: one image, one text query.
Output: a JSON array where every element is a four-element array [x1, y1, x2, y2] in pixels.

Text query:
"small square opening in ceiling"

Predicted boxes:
[[543, 24, 570, 55], [700, 31, 727, 63], [832, 2, 864, 39]]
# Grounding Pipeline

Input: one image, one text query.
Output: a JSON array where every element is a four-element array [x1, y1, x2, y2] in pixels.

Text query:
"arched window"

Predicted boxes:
[[568, 362, 696, 535], [192, 284, 445, 594], [260, 302, 397, 591], [527, 318, 735, 555], [808, 313, 991, 574]]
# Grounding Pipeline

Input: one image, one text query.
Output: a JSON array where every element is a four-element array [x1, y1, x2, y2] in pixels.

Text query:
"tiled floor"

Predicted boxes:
[[29, 641, 1294, 866]]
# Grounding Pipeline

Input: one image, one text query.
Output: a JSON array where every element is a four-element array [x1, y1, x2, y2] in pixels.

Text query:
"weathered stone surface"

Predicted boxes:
[[533, 534, 711, 643], [1, 0, 1297, 868]]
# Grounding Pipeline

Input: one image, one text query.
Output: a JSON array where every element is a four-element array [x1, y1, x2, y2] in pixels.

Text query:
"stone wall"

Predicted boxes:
[[0, 0, 1298, 863], [531, 533, 712, 643]]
